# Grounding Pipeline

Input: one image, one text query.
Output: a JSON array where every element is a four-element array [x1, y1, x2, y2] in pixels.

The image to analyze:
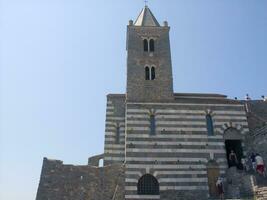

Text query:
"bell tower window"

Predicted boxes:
[[143, 39, 149, 52], [143, 38, 155, 52], [151, 66, 155, 80], [145, 66, 156, 81], [145, 66, 150, 80], [149, 39, 155, 52]]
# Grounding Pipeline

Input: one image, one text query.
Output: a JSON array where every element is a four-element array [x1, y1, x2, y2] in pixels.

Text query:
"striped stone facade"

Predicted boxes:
[[104, 94, 126, 165], [103, 6, 251, 200], [103, 94, 249, 199], [36, 6, 266, 200]]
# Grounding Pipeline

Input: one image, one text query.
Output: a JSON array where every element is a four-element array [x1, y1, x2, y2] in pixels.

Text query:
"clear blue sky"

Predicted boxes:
[[0, 0, 266, 199]]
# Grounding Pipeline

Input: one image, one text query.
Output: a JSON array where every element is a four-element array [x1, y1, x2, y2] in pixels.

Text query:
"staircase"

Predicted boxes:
[[253, 173, 267, 200], [223, 167, 267, 200], [251, 125, 267, 137], [255, 186, 267, 200]]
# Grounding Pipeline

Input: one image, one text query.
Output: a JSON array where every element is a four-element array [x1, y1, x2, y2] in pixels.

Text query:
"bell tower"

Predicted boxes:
[[126, 6, 174, 102]]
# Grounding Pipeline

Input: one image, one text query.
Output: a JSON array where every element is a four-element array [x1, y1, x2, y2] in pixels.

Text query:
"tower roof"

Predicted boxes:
[[134, 6, 160, 27]]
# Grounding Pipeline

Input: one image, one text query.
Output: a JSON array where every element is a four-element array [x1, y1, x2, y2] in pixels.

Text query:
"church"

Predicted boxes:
[[36, 6, 267, 200]]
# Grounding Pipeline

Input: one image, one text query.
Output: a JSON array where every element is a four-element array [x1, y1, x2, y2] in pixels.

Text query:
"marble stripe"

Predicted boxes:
[[126, 141, 225, 146], [126, 114, 246, 120], [124, 148, 225, 154], [106, 127, 125, 131], [126, 134, 223, 139], [126, 164, 228, 169], [126, 157, 226, 163], [104, 157, 124, 161], [105, 132, 125, 136], [105, 144, 125, 148], [105, 148, 125, 151], [125, 148, 225, 154], [125, 178, 208, 183], [125, 195, 160, 199], [128, 127, 207, 131], [127, 110, 246, 116], [127, 102, 243, 107], [125, 185, 208, 191], [154, 170, 207, 175], [160, 185, 208, 190], [158, 178, 208, 183], [156, 170, 225, 175], [126, 120, 248, 126], [128, 121, 206, 125], [125, 171, 143, 176], [106, 121, 125, 125], [106, 117, 125, 120]]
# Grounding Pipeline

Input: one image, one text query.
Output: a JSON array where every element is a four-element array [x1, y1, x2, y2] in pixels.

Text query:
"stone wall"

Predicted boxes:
[[88, 154, 104, 166], [36, 158, 125, 200], [104, 94, 126, 165], [124, 98, 249, 199], [247, 127, 267, 165], [126, 25, 174, 103], [243, 100, 267, 165]]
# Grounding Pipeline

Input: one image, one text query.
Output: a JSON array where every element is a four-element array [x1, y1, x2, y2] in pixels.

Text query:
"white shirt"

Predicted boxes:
[[255, 156, 264, 165], [216, 179, 223, 186]]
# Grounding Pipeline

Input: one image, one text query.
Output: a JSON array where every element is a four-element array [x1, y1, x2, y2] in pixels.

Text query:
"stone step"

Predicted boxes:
[[255, 186, 267, 200]]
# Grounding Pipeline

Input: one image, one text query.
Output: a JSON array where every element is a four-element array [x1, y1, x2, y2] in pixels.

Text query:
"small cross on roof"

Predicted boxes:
[[144, 0, 148, 6]]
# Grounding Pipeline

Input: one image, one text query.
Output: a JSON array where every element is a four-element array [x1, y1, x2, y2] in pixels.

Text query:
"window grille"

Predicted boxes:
[[137, 174, 159, 195]]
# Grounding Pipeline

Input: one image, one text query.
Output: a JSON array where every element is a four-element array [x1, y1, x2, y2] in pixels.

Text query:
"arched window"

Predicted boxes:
[[149, 39, 155, 52], [150, 115, 156, 135], [137, 174, 159, 195], [145, 66, 150, 80], [151, 66, 155, 80], [206, 114, 214, 136], [115, 125, 120, 144], [143, 39, 148, 52]]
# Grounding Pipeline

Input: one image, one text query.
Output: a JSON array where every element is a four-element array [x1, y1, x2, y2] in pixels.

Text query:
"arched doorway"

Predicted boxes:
[[207, 160, 220, 198], [137, 174, 159, 195], [224, 127, 244, 169]]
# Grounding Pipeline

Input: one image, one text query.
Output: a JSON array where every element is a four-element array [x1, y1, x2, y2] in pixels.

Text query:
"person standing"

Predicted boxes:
[[250, 152, 256, 171], [255, 154, 265, 177], [241, 157, 248, 171], [229, 150, 238, 168], [216, 177, 224, 200]]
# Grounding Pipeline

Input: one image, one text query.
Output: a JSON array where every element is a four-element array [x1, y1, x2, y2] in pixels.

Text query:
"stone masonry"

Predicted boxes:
[[36, 6, 267, 200]]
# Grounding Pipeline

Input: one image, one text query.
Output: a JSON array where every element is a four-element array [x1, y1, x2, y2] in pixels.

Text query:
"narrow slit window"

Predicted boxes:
[[149, 39, 155, 52], [145, 66, 150, 80], [206, 114, 214, 136], [115, 126, 120, 144], [151, 67, 155, 80], [144, 39, 148, 52], [150, 115, 156, 135]]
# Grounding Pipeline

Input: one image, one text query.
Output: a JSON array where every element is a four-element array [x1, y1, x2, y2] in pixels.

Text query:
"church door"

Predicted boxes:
[[207, 167, 220, 198]]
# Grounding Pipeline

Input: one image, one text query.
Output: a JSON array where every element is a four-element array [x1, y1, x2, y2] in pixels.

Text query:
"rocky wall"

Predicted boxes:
[[36, 158, 125, 200]]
